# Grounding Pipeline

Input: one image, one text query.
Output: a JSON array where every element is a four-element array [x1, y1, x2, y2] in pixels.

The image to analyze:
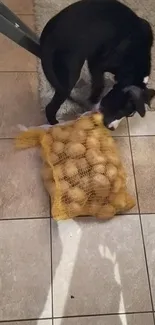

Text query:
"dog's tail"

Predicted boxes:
[[41, 31, 73, 95], [41, 49, 63, 93]]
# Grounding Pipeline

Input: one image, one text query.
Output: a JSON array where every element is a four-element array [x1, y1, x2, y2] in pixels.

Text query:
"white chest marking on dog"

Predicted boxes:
[[143, 76, 149, 84], [108, 117, 124, 130]]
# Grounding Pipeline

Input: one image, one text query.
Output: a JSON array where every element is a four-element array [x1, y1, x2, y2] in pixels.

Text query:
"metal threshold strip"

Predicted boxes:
[[0, 1, 40, 58]]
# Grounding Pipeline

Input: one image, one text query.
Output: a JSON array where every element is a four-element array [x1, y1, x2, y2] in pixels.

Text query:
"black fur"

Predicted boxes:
[[40, 0, 154, 126], [100, 84, 155, 129]]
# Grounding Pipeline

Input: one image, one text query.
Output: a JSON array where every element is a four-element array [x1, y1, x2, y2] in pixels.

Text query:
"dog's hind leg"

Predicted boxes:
[[88, 58, 104, 109], [45, 91, 69, 125], [45, 56, 84, 125]]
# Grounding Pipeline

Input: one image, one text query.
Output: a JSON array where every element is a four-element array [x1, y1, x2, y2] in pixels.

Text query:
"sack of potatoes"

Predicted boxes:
[[16, 113, 135, 220]]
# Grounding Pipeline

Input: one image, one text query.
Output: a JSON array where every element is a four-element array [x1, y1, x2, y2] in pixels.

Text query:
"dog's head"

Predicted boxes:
[[100, 84, 155, 130], [100, 17, 154, 130]]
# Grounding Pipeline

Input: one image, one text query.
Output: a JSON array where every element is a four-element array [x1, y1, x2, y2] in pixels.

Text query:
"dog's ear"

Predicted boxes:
[[143, 88, 155, 106], [125, 86, 146, 117]]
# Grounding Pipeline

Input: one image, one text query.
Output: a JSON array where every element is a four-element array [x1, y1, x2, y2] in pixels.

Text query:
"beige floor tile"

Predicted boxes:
[[0, 321, 52, 325], [0, 219, 52, 320], [0, 72, 46, 138], [131, 137, 155, 213], [0, 140, 49, 219], [52, 216, 151, 317], [0, 15, 37, 72], [54, 314, 154, 325], [111, 118, 129, 136], [128, 112, 155, 136], [115, 137, 138, 213], [141, 214, 155, 309], [3, 0, 33, 14]]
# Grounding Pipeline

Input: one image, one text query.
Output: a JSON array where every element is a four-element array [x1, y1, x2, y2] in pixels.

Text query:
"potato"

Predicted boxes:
[[67, 172, 79, 186], [97, 204, 116, 219], [53, 141, 64, 155], [54, 165, 64, 180], [68, 202, 82, 216], [45, 180, 55, 198], [41, 164, 53, 181], [108, 192, 114, 203], [79, 175, 90, 191], [91, 129, 101, 140], [61, 130, 70, 141], [51, 126, 63, 140], [86, 149, 106, 166], [86, 136, 100, 149], [106, 163, 118, 181], [117, 168, 126, 190], [88, 201, 100, 216], [101, 137, 116, 151], [75, 117, 94, 130], [112, 177, 123, 193], [66, 143, 86, 158], [92, 113, 103, 125], [60, 180, 70, 194], [65, 160, 78, 178], [93, 164, 105, 174], [77, 158, 88, 173], [43, 133, 53, 147], [92, 174, 110, 197], [117, 166, 126, 181], [111, 192, 127, 210], [67, 186, 86, 203], [71, 129, 86, 143], [49, 152, 59, 165], [105, 151, 120, 167], [51, 126, 70, 142], [124, 193, 136, 211]]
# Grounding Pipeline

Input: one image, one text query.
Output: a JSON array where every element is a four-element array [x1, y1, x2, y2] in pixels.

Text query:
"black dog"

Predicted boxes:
[[40, 0, 153, 126]]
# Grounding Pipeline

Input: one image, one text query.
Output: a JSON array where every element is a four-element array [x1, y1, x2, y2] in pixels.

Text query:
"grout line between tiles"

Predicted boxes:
[[130, 135, 155, 138], [33, 0, 53, 320], [0, 216, 51, 221], [50, 194, 54, 325], [0, 71, 37, 73], [50, 217, 54, 325], [53, 310, 154, 319], [0, 138, 15, 140], [1, 213, 155, 222], [0, 311, 153, 323], [0, 317, 52, 324], [127, 120, 141, 214], [127, 119, 155, 320], [139, 215, 155, 320]]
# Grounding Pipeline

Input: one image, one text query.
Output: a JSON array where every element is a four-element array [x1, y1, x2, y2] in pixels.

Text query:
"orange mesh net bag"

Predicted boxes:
[[16, 113, 135, 220]]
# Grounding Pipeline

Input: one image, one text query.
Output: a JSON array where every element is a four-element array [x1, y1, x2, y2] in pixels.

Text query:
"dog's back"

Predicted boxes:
[[41, 0, 140, 56], [40, 0, 153, 125]]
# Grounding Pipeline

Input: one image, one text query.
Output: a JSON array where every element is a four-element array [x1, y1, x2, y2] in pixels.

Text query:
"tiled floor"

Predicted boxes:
[[0, 1, 155, 325]]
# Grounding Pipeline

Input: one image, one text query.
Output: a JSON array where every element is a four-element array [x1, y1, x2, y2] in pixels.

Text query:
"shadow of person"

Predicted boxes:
[[52, 217, 123, 324], [54, 215, 148, 325]]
